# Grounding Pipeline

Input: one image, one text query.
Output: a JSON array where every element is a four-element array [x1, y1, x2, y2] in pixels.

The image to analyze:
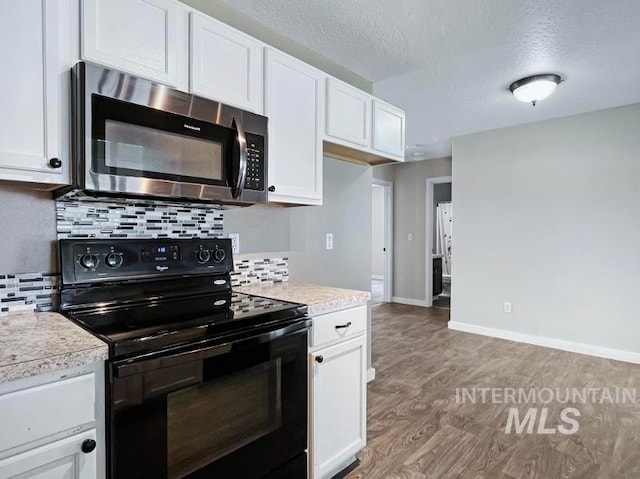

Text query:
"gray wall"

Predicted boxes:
[[181, 0, 372, 92], [0, 183, 57, 273], [373, 157, 452, 302], [452, 103, 640, 353], [223, 204, 291, 253], [223, 157, 373, 292], [289, 158, 372, 292]]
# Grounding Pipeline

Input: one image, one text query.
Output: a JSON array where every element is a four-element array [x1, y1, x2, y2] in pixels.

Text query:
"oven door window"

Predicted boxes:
[[167, 359, 281, 478], [111, 329, 307, 479], [92, 94, 233, 186]]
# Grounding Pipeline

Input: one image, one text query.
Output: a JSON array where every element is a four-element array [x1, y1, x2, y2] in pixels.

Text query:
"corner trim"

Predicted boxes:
[[448, 321, 640, 365], [391, 296, 430, 308], [367, 368, 376, 383]]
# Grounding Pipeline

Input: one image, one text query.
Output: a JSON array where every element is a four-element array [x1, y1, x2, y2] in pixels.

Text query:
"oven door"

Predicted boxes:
[[108, 321, 309, 479]]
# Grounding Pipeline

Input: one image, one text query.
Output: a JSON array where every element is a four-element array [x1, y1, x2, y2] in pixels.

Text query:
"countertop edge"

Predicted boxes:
[[0, 345, 108, 385]]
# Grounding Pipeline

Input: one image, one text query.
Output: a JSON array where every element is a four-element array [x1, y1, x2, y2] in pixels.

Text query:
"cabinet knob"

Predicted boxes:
[[315, 355, 324, 363], [268, 185, 276, 192], [81, 439, 97, 454], [48, 157, 62, 169]]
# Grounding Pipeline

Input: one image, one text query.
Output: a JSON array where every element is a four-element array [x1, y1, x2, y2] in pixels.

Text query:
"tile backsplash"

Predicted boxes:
[[1, 196, 290, 317], [56, 198, 224, 239], [0, 273, 59, 317], [231, 257, 289, 287]]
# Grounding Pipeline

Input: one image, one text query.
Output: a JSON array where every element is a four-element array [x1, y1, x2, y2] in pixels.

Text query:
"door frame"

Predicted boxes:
[[372, 179, 393, 303], [425, 176, 452, 306]]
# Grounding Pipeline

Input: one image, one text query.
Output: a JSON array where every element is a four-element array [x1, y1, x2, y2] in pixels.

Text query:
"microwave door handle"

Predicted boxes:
[[231, 118, 248, 199]]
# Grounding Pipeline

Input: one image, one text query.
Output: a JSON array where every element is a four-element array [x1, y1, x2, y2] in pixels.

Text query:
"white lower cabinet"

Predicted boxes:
[[0, 365, 104, 479], [0, 430, 97, 479], [309, 307, 367, 479]]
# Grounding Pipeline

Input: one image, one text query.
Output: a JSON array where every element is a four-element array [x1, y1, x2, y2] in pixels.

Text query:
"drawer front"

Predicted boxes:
[[0, 374, 96, 453], [311, 306, 366, 349]]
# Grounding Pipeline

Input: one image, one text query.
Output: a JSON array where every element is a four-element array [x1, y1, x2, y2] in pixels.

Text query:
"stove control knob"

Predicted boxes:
[[80, 254, 98, 269], [213, 249, 226, 263], [196, 249, 210, 264], [105, 253, 123, 269]]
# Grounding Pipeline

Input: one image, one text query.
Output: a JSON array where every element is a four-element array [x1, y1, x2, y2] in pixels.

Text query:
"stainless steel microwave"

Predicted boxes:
[[69, 62, 268, 205]]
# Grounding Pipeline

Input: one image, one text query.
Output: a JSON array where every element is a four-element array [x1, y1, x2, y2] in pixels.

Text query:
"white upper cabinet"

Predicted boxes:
[[324, 77, 405, 164], [81, 0, 180, 86], [264, 48, 324, 205], [190, 12, 264, 113], [325, 78, 371, 147], [0, 0, 71, 186], [372, 99, 405, 160]]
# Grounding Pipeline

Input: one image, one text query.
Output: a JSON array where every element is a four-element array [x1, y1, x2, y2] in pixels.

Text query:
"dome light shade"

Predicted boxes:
[[510, 74, 562, 106]]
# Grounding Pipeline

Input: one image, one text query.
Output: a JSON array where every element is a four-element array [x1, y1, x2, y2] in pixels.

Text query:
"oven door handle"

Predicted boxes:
[[114, 319, 309, 378], [231, 118, 248, 199]]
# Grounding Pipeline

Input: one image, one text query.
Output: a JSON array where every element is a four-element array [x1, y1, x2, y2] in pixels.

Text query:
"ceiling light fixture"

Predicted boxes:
[[509, 74, 562, 106]]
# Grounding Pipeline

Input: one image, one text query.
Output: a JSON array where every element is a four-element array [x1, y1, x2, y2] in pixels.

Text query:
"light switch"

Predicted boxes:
[[408, 233, 413, 241]]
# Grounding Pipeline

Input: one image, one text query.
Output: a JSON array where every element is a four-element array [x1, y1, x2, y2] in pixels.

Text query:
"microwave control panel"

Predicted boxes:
[[244, 133, 265, 192]]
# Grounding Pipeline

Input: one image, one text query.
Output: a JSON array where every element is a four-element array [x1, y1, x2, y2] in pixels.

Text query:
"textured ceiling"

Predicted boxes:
[[217, 0, 640, 159]]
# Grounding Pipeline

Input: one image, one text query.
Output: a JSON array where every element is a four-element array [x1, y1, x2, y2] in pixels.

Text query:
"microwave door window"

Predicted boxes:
[[104, 120, 224, 182]]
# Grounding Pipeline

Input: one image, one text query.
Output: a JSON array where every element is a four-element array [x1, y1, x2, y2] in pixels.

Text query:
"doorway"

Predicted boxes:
[[426, 176, 452, 308], [371, 179, 393, 304]]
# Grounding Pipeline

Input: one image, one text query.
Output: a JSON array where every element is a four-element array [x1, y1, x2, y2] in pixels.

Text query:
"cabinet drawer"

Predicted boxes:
[[0, 374, 96, 453], [311, 306, 366, 349]]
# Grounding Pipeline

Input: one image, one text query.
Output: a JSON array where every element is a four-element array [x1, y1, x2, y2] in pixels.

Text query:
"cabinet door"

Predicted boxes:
[[0, 0, 70, 184], [81, 0, 179, 86], [372, 99, 405, 160], [311, 335, 366, 479], [0, 430, 97, 479], [265, 49, 323, 205], [325, 78, 372, 148], [190, 13, 263, 113]]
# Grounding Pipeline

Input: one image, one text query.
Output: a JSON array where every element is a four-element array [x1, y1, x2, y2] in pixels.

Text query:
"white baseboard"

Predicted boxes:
[[448, 321, 640, 365], [391, 296, 430, 308], [367, 368, 376, 383]]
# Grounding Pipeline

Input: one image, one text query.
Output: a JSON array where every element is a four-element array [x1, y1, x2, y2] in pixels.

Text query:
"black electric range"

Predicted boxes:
[[59, 238, 309, 479]]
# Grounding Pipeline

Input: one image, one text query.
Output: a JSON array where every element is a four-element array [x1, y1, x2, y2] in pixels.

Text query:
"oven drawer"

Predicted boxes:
[[310, 306, 366, 349], [0, 374, 95, 452]]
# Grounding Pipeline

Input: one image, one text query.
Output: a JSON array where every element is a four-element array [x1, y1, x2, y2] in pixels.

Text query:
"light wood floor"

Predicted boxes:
[[346, 303, 640, 479]]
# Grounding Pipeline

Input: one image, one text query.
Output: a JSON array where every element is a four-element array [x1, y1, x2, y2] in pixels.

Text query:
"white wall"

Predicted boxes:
[[452, 103, 640, 355], [371, 186, 385, 277]]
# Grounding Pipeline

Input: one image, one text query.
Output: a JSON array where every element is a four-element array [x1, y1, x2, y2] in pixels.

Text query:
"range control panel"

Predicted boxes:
[[60, 238, 234, 285]]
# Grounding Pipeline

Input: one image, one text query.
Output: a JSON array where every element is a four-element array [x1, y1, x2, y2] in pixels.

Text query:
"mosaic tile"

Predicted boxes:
[[56, 198, 224, 239], [230, 258, 289, 287], [0, 274, 59, 317]]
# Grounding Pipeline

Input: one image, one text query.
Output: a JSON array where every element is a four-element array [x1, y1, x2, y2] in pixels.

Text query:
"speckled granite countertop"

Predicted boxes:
[[235, 282, 370, 316], [0, 312, 107, 384]]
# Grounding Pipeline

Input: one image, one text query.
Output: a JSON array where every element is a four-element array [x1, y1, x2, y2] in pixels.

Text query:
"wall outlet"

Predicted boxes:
[[408, 233, 413, 241], [504, 302, 512, 314], [325, 233, 334, 250], [228, 233, 240, 254]]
